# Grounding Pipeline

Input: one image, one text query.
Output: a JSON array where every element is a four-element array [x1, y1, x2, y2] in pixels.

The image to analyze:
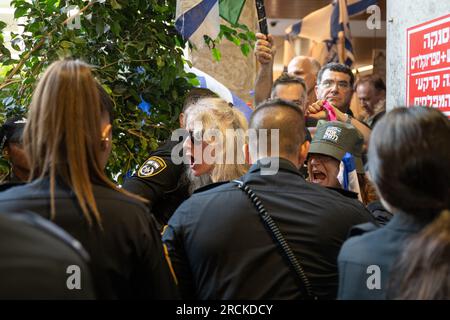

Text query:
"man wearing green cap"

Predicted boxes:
[[307, 120, 368, 204]]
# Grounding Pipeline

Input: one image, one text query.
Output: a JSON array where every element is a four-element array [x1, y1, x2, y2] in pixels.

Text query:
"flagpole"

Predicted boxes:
[[255, 0, 268, 35]]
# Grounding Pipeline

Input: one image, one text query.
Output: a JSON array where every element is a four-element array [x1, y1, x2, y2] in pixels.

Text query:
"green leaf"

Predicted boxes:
[[11, 38, 23, 51], [96, 20, 105, 35], [236, 23, 250, 32], [59, 41, 73, 49], [0, 21, 7, 31], [111, 0, 123, 10], [238, 32, 248, 40], [14, 7, 29, 19], [156, 56, 165, 68], [212, 47, 221, 61], [186, 72, 197, 79], [220, 24, 236, 35], [187, 77, 200, 87], [111, 21, 121, 36], [73, 37, 86, 46], [246, 31, 256, 41], [240, 43, 250, 56], [26, 21, 43, 33]]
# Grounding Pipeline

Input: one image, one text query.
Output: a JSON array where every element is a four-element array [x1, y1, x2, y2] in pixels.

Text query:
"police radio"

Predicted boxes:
[[255, 0, 268, 35]]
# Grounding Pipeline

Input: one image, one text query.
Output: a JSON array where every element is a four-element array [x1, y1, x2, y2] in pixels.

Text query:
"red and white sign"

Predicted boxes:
[[407, 14, 450, 118]]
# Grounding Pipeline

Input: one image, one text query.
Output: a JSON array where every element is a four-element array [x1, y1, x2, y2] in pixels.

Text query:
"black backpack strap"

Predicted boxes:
[[233, 180, 318, 300]]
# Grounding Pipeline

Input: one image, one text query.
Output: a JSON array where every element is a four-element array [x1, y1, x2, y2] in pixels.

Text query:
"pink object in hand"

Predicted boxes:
[[322, 101, 337, 121]]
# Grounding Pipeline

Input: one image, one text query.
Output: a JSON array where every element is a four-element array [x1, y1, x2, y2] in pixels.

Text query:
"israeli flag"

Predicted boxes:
[[175, 0, 220, 48], [184, 65, 253, 122], [338, 152, 362, 202], [347, 0, 379, 16], [285, 0, 377, 66], [335, 0, 355, 67]]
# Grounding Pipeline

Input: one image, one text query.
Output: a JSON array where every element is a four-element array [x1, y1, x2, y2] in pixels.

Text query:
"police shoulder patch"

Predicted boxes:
[[138, 156, 167, 178]]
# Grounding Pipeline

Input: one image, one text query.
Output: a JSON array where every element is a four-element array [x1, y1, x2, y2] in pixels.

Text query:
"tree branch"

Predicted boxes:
[[2, 0, 96, 83]]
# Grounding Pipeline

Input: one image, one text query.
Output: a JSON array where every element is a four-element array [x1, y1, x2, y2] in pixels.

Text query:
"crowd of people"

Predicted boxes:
[[0, 31, 448, 300]]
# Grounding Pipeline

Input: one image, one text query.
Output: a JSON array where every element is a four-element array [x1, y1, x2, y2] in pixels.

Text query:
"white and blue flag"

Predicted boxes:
[[338, 152, 362, 202], [285, 0, 378, 67], [175, 0, 220, 48], [184, 65, 253, 122]]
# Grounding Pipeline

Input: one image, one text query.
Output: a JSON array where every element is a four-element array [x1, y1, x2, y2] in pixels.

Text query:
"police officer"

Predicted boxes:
[[0, 60, 179, 299], [163, 99, 375, 299], [122, 139, 191, 228], [0, 211, 95, 299], [122, 88, 218, 227], [0, 116, 29, 184], [338, 107, 450, 300], [268, 73, 312, 178]]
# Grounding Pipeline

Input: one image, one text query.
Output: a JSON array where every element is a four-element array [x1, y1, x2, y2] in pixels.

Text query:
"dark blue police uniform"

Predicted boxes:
[[0, 177, 179, 299], [0, 211, 95, 299], [337, 212, 426, 299], [123, 139, 190, 227], [163, 158, 375, 299]]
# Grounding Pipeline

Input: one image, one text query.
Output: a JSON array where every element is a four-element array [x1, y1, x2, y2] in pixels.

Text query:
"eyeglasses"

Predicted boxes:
[[188, 130, 204, 144], [319, 80, 351, 90]]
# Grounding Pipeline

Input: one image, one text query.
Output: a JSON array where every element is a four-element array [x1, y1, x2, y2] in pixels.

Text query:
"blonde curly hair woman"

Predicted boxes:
[[183, 97, 249, 191]]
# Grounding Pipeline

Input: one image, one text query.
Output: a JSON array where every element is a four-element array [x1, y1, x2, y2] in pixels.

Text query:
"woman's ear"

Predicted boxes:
[[101, 124, 112, 150], [101, 124, 112, 140], [179, 112, 185, 128]]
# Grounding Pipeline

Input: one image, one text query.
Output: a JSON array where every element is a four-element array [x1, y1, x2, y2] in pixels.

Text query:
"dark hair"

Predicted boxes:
[[254, 98, 304, 119], [368, 106, 449, 219], [355, 75, 386, 92], [272, 72, 307, 92], [387, 209, 450, 299], [0, 116, 26, 150], [317, 62, 355, 88], [182, 88, 218, 113], [271, 72, 308, 105], [251, 98, 305, 156]]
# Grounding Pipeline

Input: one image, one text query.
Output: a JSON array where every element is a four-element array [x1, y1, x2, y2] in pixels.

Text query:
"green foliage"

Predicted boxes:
[[204, 23, 255, 62], [0, 0, 254, 183], [0, 0, 190, 183]]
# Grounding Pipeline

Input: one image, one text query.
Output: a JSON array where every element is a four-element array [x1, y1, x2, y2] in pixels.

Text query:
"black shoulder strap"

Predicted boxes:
[[233, 180, 318, 300]]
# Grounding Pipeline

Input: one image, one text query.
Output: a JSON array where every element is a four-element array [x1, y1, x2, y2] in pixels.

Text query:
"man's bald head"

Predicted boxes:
[[287, 56, 320, 105], [288, 56, 313, 76], [251, 99, 305, 159]]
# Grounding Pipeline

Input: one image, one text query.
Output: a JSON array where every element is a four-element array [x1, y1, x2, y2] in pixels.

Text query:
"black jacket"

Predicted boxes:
[[0, 178, 179, 299], [163, 158, 375, 299], [123, 139, 190, 227], [0, 211, 95, 299], [337, 213, 425, 300]]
